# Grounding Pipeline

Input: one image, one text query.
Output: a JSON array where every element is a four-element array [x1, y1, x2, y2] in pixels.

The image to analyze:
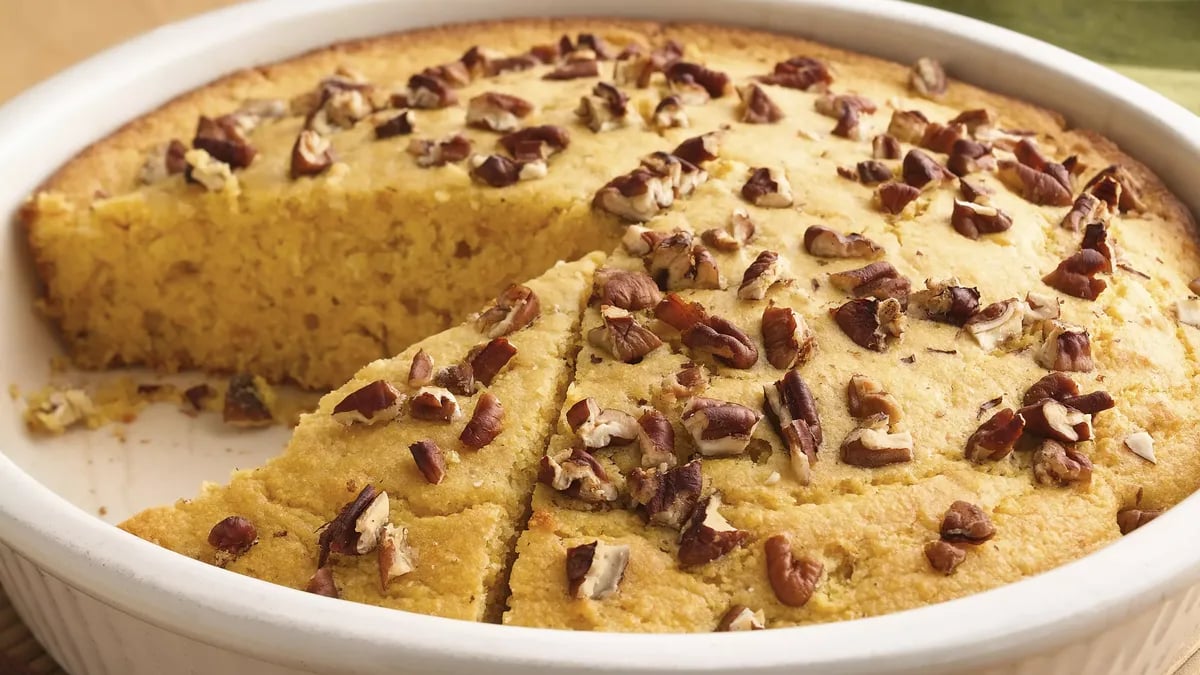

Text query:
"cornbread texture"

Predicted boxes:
[[66, 18, 1200, 631]]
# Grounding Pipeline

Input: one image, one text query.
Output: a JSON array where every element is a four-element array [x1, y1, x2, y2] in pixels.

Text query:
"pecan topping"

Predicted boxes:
[[948, 108, 995, 134], [665, 62, 731, 102], [193, 115, 256, 169], [737, 250, 786, 300], [454, 392, 504, 450], [764, 369, 823, 446], [959, 178, 993, 204], [833, 298, 906, 351], [804, 226, 883, 259], [846, 160, 892, 185], [539, 447, 618, 502], [840, 424, 914, 467], [410, 386, 461, 422], [306, 566, 339, 597], [1117, 508, 1162, 535], [540, 59, 599, 80], [1084, 165, 1145, 212], [717, 605, 766, 631], [566, 398, 639, 450], [1033, 439, 1093, 487], [653, 292, 708, 332], [682, 314, 760, 369], [1022, 372, 1079, 406], [1023, 290, 1061, 323], [886, 109, 930, 144], [331, 379, 404, 425], [1060, 391, 1114, 416], [741, 167, 794, 208], [575, 82, 631, 132], [828, 261, 911, 305], [679, 493, 749, 566], [498, 125, 571, 161], [998, 159, 1072, 206], [407, 134, 472, 167], [672, 132, 722, 166], [409, 439, 447, 484], [317, 485, 382, 566], [652, 95, 688, 129], [762, 306, 817, 369], [594, 168, 675, 222], [831, 104, 865, 140], [138, 139, 188, 184], [909, 278, 980, 326], [661, 362, 709, 401], [208, 515, 258, 566], [589, 305, 663, 363], [764, 534, 823, 607], [875, 182, 921, 215], [223, 374, 273, 427], [644, 231, 724, 290], [682, 398, 762, 457], [846, 374, 903, 424], [965, 408, 1025, 462], [1080, 222, 1115, 273], [951, 199, 1013, 239], [872, 134, 902, 160], [947, 139, 997, 176], [374, 110, 414, 139], [1124, 431, 1156, 464], [964, 299, 1023, 350], [420, 60, 471, 88], [815, 93, 877, 118], [640, 151, 708, 198], [466, 92, 534, 132], [478, 284, 539, 337], [593, 268, 662, 310], [909, 57, 947, 98], [902, 149, 953, 189], [560, 33, 614, 60], [469, 154, 545, 188], [636, 409, 678, 468], [378, 524, 416, 589], [1042, 249, 1108, 300], [467, 338, 516, 386], [565, 541, 630, 600], [924, 540, 967, 575], [405, 73, 458, 109], [940, 501, 995, 544], [184, 148, 236, 192], [628, 461, 702, 527], [1018, 399, 1092, 443], [408, 350, 434, 387], [1035, 323, 1094, 372], [758, 56, 833, 91], [433, 363, 476, 396], [737, 83, 783, 124], [921, 122, 965, 154], [701, 208, 756, 252]]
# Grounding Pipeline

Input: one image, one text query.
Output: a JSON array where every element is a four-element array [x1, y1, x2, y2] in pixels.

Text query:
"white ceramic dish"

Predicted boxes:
[[2, 0, 1199, 673]]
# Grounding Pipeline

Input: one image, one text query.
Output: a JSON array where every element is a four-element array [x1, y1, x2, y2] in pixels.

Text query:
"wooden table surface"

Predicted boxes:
[[2, 1, 1199, 673]]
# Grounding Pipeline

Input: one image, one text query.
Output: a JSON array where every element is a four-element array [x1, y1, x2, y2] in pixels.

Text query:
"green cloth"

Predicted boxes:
[[913, 0, 1200, 113]]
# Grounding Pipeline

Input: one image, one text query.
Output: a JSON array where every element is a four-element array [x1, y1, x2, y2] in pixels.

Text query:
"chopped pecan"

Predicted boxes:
[[1117, 508, 1162, 535], [208, 515, 258, 566], [1035, 323, 1094, 372], [924, 540, 966, 575], [909, 57, 947, 98], [1083, 165, 1144, 212], [539, 447, 618, 503], [466, 92, 534, 132], [378, 524, 415, 589], [849, 160, 893, 185], [665, 62, 731, 102], [640, 151, 708, 198], [828, 261, 911, 305], [902, 149, 953, 189], [566, 398, 639, 449], [959, 177, 993, 204], [653, 292, 709, 332], [940, 501, 994, 544], [407, 134, 472, 167], [948, 108, 995, 135], [223, 374, 273, 427], [846, 374, 903, 424], [965, 408, 1025, 462], [433, 363, 475, 396], [764, 369, 823, 446], [964, 299, 1023, 350], [764, 534, 823, 607], [781, 417, 820, 485], [575, 82, 631, 132], [947, 139, 997, 176], [410, 386, 461, 422], [831, 104, 865, 140], [184, 149, 236, 191], [478, 284, 540, 337], [741, 167, 794, 208], [138, 139, 188, 184], [737, 83, 784, 124], [998, 159, 1072, 206], [804, 226, 883, 259], [1080, 222, 1115, 273], [679, 493, 749, 566], [840, 425, 914, 467], [872, 133, 901, 160], [1022, 291, 1061, 324], [593, 268, 662, 310], [1060, 193, 1107, 232], [921, 122, 965, 154], [408, 350, 434, 387], [405, 73, 457, 109], [1033, 439, 1093, 487], [409, 439, 447, 484], [420, 60, 471, 88], [815, 93, 877, 118], [661, 362, 709, 401], [737, 250, 786, 300], [716, 605, 766, 631], [331, 379, 404, 426], [1022, 372, 1079, 406], [635, 409, 678, 468], [762, 306, 817, 369], [565, 541, 630, 599], [672, 131, 722, 165], [909, 278, 980, 326], [1061, 391, 1114, 416], [593, 167, 674, 222], [644, 232, 723, 290], [833, 298, 906, 351], [460, 392, 505, 449], [1042, 249, 1108, 300], [682, 398, 762, 457], [588, 305, 664, 363], [193, 115, 256, 169], [469, 153, 545, 188], [701, 208, 755, 251], [498, 125, 571, 161], [758, 56, 833, 91], [1018, 399, 1092, 443], [652, 95, 688, 129], [875, 181, 921, 214], [467, 337, 516, 386], [682, 315, 760, 369], [317, 485, 380, 566], [629, 460, 702, 528], [887, 109, 930, 143], [950, 199, 1012, 239]]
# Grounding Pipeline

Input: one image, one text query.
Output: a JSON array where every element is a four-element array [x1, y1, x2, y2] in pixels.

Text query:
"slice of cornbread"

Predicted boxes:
[[121, 254, 601, 619]]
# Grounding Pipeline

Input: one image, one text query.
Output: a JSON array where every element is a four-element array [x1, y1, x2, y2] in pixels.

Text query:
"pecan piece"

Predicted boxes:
[[1043, 249, 1108, 300], [410, 386, 461, 422], [946, 138, 997, 176], [815, 93, 877, 118], [682, 398, 762, 457], [652, 95, 688, 129], [405, 73, 457, 109], [959, 178, 993, 204], [660, 362, 709, 401], [478, 284, 540, 337], [1033, 439, 1093, 487], [1022, 372, 1080, 406], [317, 485, 383, 566], [902, 149, 953, 189], [716, 605, 766, 631], [965, 408, 1025, 462], [138, 139, 189, 184], [378, 524, 416, 589], [1061, 391, 1114, 416], [701, 208, 756, 252], [460, 392, 504, 450], [758, 56, 833, 91], [539, 447, 618, 503], [576, 82, 631, 132], [499, 125, 571, 161], [833, 298, 906, 351], [804, 226, 883, 259], [764, 369, 823, 465], [831, 104, 865, 140], [846, 374, 903, 424], [872, 133, 901, 160], [565, 541, 630, 599], [409, 439, 447, 484], [998, 159, 1072, 206], [940, 501, 995, 544], [764, 534, 823, 607], [1084, 165, 1145, 212], [887, 109, 930, 144], [1035, 323, 1094, 372], [593, 267, 662, 310], [208, 515, 258, 566], [1018, 399, 1092, 443], [679, 493, 749, 566], [682, 315, 760, 369], [408, 350, 434, 387], [469, 153, 546, 188], [629, 460, 702, 527], [566, 398, 639, 449], [737, 83, 783, 124], [909, 278, 980, 326], [544, 58, 600, 80], [306, 566, 339, 597], [921, 122, 966, 155], [964, 299, 1023, 350], [924, 540, 967, 575], [374, 111, 413, 139], [672, 131, 722, 165], [665, 62, 731, 102], [762, 305, 817, 369], [1117, 508, 1162, 535], [847, 160, 892, 185], [742, 167, 794, 208], [875, 182, 921, 215], [840, 425, 914, 467], [828, 261, 911, 305], [1081, 222, 1115, 273], [331, 379, 404, 425], [407, 134, 472, 167], [653, 292, 708, 332], [466, 92, 533, 132], [951, 199, 1012, 239], [635, 409, 678, 468], [193, 115, 256, 169], [909, 57, 947, 98], [588, 305, 663, 363], [738, 250, 786, 300], [593, 167, 673, 222], [644, 231, 723, 290], [433, 363, 476, 396], [223, 374, 273, 427], [467, 337, 516, 386]]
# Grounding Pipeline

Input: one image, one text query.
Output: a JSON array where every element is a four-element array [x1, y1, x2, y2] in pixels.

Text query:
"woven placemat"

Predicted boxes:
[[0, 585, 64, 675]]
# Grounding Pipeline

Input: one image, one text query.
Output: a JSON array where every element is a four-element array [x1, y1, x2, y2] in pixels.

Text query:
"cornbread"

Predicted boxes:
[[53, 18, 1200, 630]]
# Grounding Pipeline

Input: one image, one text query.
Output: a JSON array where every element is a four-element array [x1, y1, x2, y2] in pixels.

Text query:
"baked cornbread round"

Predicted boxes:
[[51, 18, 1200, 631]]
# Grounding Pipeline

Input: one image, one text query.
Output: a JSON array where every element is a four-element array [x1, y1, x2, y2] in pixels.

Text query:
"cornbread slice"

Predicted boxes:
[[121, 254, 601, 619]]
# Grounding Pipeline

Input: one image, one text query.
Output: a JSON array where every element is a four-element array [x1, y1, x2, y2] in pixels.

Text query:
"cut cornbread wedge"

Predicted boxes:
[[121, 254, 601, 619]]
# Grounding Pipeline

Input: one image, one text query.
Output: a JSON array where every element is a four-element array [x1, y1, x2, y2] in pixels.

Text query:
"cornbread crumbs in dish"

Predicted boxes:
[[37, 17, 1196, 630]]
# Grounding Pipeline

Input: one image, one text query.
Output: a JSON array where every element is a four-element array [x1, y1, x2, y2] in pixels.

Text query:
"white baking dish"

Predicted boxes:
[[2, 0, 1199, 673]]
